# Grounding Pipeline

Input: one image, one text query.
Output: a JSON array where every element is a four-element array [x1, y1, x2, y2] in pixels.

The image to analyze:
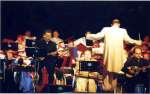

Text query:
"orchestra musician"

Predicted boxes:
[[121, 46, 150, 93], [16, 35, 26, 57], [35, 29, 61, 87], [1, 24, 149, 93], [24, 30, 36, 40], [51, 30, 63, 45], [53, 48, 66, 86], [3, 50, 19, 92], [74, 49, 99, 92]]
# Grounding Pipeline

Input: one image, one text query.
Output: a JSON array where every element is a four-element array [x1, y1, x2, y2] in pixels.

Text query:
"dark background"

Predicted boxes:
[[1, 1, 150, 40]]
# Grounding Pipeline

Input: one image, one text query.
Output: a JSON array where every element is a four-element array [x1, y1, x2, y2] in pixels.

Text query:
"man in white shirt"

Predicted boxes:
[[51, 30, 63, 45]]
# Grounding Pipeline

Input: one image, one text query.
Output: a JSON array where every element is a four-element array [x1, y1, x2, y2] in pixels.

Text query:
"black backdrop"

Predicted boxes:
[[1, 1, 150, 40]]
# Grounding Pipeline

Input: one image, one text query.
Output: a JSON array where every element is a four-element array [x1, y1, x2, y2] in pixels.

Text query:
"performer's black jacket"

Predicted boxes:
[[36, 38, 57, 55], [35, 39, 63, 85], [121, 57, 150, 89], [121, 57, 149, 74]]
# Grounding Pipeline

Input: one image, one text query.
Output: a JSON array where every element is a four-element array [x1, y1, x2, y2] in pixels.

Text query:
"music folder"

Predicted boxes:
[[79, 61, 99, 72], [86, 39, 93, 46], [34, 48, 47, 57], [25, 47, 47, 57], [1, 43, 18, 51], [26, 39, 36, 47], [25, 48, 36, 57]]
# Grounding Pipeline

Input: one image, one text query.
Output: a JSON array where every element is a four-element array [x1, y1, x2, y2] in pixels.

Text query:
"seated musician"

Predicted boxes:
[[74, 49, 99, 92], [11, 48, 35, 93], [3, 49, 19, 92], [18, 58, 34, 93], [57, 41, 70, 67], [24, 30, 36, 40], [53, 47, 66, 85], [16, 35, 26, 57], [121, 46, 150, 93], [51, 30, 63, 45], [53, 41, 76, 86]]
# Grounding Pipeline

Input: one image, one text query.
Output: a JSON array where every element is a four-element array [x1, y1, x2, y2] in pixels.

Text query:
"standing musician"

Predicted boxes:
[[36, 29, 62, 88], [121, 46, 150, 93]]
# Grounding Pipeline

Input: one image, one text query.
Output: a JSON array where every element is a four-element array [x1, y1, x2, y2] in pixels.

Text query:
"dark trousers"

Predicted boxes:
[[38, 55, 58, 85]]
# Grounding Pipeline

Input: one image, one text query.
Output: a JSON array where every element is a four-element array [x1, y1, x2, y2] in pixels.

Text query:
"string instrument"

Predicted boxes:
[[126, 65, 150, 78], [38, 48, 70, 61]]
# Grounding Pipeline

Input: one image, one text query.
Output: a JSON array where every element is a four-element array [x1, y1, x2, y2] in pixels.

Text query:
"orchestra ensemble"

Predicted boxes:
[[0, 19, 150, 93]]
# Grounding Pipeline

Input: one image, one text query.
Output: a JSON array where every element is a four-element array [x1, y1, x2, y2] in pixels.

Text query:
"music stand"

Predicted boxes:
[[25, 40, 47, 88], [25, 48, 47, 58], [25, 48, 36, 57], [79, 61, 99, 92], [25, 39, 47, 57], [79, 61, 99, 72], [34, 48, 47, 57], [1, 43, 18, 51], [86, 39, 93, 46], [26, 39, 36, 47]]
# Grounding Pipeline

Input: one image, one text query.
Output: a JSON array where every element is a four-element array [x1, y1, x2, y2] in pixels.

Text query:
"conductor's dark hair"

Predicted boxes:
[[112, 19, 120, 25]]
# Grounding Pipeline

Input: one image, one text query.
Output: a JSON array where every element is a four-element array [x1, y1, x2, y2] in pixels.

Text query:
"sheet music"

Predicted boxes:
[[92, 48, 104, 54], [74, 37, 86, 47]]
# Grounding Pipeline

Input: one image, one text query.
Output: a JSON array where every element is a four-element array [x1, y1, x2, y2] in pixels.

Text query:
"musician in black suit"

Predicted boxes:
[[121, 46, 150, 93], [36, 30, 57, 55], [36, 30, 62, 86]]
